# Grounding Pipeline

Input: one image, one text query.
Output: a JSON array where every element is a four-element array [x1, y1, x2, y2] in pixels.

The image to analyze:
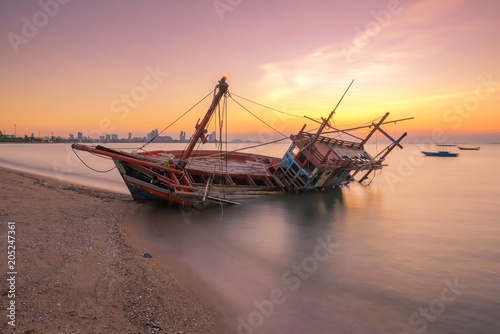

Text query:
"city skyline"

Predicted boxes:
[[69, 129, 218, 143], [0, 127, 242, 144]]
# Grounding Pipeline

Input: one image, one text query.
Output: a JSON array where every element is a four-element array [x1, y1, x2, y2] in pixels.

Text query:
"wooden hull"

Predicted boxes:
[[458, 147, 480, 150], [111, 149, 283, 208], [72, 144, 364, 208]]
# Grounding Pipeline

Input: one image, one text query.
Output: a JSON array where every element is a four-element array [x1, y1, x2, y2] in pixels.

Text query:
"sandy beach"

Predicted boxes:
[[0, 166, 222, 333]]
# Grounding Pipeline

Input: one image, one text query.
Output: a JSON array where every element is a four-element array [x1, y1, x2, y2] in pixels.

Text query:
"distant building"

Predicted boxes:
[[77, 132, 83, 140], [147, 129, 159, 141], [105, 134, 110, 141], [128, 132, 132, 140], [99, 135, 105, 142], [180, 131, 186, 142], [69, 134, 74, 140], [155, 135, 173, 143], [112, 134, 118, 141], [132, 136, 146, 142], [208, 131, 216, 142]]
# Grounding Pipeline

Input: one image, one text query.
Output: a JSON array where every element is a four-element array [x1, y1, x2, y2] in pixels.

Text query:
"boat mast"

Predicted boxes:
[[310, 80, 354, 146], [180, 76, 228, 162]]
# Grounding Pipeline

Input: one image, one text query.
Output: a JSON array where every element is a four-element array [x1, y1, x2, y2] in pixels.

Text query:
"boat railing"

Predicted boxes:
[[295, 132, 363, 148]]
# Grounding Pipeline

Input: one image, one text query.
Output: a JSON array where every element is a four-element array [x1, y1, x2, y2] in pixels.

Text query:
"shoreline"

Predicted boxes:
[[0, 166, 222, 333]]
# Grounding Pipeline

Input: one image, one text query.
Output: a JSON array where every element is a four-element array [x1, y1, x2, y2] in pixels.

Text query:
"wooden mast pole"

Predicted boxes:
[[310, 79, 354, 146], [359, 132, 407, 183], [180, 76, 228, 162], [360, 112, 390, 146], [322, 117, 414, 135]]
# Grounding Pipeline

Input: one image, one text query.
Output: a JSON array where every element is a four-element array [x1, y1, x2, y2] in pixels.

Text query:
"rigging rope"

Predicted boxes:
[[331, 115, 345, 141], [230, 93, 304, 119], [139, 89, 214, 150], [186, 137, 290, 160], [229, 95, 288, 138], [72, 147, 116, 173], [224, 93, 228, 185], [219, 96, 227, 199]]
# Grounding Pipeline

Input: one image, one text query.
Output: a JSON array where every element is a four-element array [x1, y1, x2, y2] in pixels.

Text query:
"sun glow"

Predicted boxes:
[[1, 0, 498, 142]]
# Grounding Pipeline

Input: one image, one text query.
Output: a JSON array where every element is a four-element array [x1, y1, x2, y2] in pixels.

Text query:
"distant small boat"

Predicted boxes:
[[422, 145, 458, 157], [458, 146, 480, 151]]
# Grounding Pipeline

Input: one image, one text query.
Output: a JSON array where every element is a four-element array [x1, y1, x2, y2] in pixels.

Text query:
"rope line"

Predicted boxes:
[[72, 147, 116, 173], [139, 89, 214, 150], [230, 93, 304, 118], [229, 95, 288, 138]]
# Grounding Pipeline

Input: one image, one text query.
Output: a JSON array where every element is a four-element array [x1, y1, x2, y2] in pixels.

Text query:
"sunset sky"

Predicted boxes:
[[1, 0, 499, 142]]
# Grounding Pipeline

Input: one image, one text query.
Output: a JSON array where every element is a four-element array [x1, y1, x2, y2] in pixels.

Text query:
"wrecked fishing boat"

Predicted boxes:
[[72, 76, 411, 208]]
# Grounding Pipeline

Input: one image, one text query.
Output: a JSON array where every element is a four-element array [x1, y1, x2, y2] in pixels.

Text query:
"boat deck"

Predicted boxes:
[[186, 156, 271, 176]]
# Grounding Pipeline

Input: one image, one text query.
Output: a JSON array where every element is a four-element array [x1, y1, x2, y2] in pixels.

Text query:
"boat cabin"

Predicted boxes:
[[268, 129, 379, 191]]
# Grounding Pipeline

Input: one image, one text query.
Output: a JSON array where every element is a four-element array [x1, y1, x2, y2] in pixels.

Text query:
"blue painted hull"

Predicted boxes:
[[422, 151, 458, 157]]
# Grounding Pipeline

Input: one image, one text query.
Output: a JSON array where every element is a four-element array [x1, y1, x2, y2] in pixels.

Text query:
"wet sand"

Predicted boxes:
[[0, 166, 222, 333]]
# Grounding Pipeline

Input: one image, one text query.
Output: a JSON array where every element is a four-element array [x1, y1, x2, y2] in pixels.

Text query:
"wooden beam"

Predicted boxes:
[[360, 112, 390, 146], [359, 132, 407, 183], [181, 77, 228, 161], [323, 117, 414, 135], [375, 125, 403, 149]]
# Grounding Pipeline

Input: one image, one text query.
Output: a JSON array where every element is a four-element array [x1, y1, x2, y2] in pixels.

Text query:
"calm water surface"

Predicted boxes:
[[1, 143, 499, 333]]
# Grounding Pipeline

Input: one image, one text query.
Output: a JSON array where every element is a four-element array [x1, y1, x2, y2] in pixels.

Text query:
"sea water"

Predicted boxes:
[[1, 143, 499, 333]]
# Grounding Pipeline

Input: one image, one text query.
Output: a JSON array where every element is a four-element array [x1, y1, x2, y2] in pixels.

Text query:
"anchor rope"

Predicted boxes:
[[72, 147, 116, 173]]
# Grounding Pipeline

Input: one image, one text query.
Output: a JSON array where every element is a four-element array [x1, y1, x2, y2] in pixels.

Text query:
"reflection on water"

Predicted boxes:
[[130, 179, 500, 334], [2, 144, 500, 333]]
